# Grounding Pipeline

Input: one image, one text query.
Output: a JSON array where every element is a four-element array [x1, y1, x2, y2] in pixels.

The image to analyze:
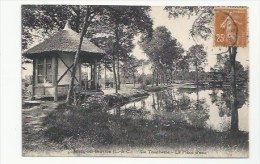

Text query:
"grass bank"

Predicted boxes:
[[36, 99, 248, 155], [144, 85, 169, 92], [104, 90, 149, 107]]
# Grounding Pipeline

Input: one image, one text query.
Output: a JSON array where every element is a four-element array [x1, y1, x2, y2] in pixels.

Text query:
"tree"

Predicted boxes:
[[66, 6, 109, 104], [186, 44, 207, 84], [121, 56, 143, 87], [186, 44, 207, 102], [165, 6, 243, 132], [212, 54, 248, 84], [22, 5, 85, 49], [165, 7, 214, 42], [91, 25, 135, 92], [66, 8, 91, 104], [139, 26, 184, 86], [209, 87, 248, 127], [105, 6, 153, 92], [89, 6, 153, 93]]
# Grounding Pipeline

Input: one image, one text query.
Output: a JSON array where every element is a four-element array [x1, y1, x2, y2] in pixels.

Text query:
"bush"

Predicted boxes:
[[81, 95, 108, 112]]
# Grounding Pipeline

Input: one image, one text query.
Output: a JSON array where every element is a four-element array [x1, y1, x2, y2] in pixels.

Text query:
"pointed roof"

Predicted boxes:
[[23, 21, 106, 59]]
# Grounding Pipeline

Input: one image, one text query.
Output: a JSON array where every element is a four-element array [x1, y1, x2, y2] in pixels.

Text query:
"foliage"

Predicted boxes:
[[139, 26, 184, 85], [90, 6, 153, 92], [22, 5, 76, 49], [186, 44, 207, 70], [120, 56, 143, 83], [209, 87, 248, 118], [22, 56, 32, 70], [22, 5, 153, 95], [165, 6, 244, 132], [140, 26, 184, 70], [22, 5, 108, 49], [165, 6, 214, 41], [211, 54, 248, 83]]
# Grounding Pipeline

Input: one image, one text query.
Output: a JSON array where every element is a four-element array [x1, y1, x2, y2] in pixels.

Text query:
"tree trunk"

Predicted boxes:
[[158, 70, 161, 85], [97, 61, 100, 89], [163, 73, 165, 85], [156, 66, 159, 86], [66, 10, 90, 105], [32, 60, 36, 100], [133, 71, 136, 87], [74, 8, 81, 33], [195, 62, 199, 85], [152, 93, 156, 110], [104, 63, 107, 88], [152, 69, 155, 86], [112, 55, 118, 93], [229, 46, 239, 132], [195, 61, 199, 103], [170, 70, 173, 84], [156, 92, 160, 109], [113, 22, 120, 93], [123, 70, 127, 87], [173, 70, 176, 83], [117, 54, 121, 90]]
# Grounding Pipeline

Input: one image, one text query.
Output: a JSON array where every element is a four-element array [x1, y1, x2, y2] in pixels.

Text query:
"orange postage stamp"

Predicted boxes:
[[214, 8, 248, 47]]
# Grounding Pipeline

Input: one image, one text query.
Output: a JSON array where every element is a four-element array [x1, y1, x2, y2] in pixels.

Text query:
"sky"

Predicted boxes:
[[133, 6, 249, 74], [22, 6, 249, 78]]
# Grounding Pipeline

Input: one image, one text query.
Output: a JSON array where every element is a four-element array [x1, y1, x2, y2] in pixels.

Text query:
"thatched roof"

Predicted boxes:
[[23, 22, 106, 59]]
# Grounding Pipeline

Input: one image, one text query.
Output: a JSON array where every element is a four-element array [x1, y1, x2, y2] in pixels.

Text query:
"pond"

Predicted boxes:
[[108, 86, 249, 132]]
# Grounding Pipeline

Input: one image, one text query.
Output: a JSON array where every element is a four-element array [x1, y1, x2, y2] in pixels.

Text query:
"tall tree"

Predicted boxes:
[[66, 6, 107, 104], [121, 56, 143, 87], [139, 26, 184, 85], [175, 56, 190, 81], [186, 44, 207, 102], [165, 6, 243, 132], [186, 44, 207, 84], [66, 6, 91, 104], [165, 7, 213, 43], [212, 54, 248, 84], [106, 6, 152, 92], [89, 6, 153, 93]]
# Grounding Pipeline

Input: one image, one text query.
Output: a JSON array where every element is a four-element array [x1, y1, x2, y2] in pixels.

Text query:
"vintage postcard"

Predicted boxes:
[[21, 5, 249, 158]]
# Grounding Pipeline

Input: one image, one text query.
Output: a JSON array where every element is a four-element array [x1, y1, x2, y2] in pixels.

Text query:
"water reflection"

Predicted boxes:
[[208, 87, 248, 131], [109, 86, 248, 132]]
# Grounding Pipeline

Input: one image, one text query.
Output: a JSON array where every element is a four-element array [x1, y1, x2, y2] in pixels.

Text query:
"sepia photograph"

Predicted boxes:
[[20, 5, 251, 157], [0, 0, 260, 163]]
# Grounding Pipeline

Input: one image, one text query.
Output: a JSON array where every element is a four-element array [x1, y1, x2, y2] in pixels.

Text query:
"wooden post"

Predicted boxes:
[[93, 59, 97, 90], [97, 62, 101, 90], [52, 56, 58, 101], [90, 63, 93, 80], [32, 59, 36, 99], [42, 58, 46, 85], [90, 62, 93, 89], [35, 59, 38, 84]]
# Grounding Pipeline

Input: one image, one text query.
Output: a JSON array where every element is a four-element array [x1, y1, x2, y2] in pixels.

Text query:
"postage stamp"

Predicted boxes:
[[214, 8, 248, 47]]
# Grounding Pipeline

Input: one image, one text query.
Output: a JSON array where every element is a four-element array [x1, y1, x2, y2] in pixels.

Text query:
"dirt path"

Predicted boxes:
[[22, 101, 60, 152]]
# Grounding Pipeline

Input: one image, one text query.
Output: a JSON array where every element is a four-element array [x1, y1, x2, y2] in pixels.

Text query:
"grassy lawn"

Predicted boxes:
[[22, 95, 249, 157]]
